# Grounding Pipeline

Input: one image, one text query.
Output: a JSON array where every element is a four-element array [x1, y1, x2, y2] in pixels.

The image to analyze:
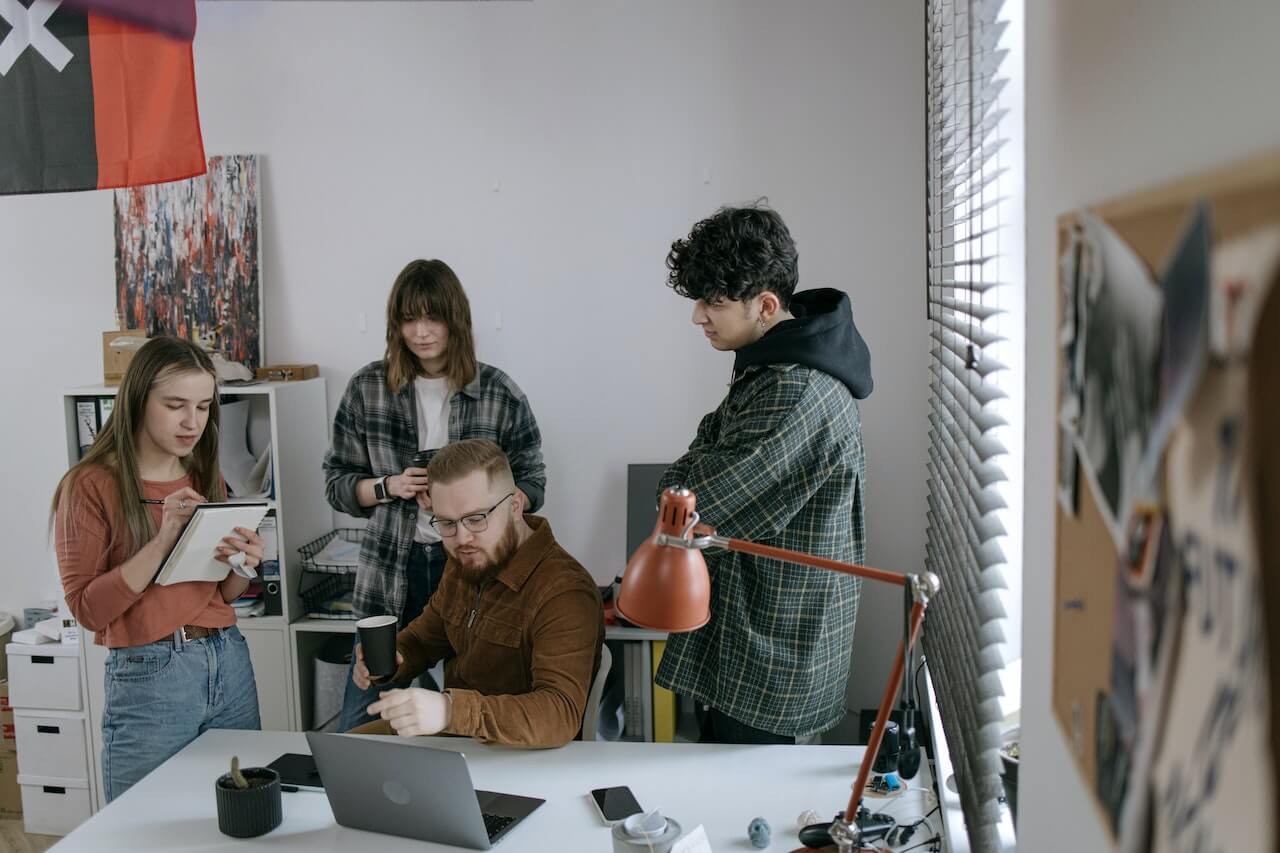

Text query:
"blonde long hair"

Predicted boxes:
[[384, 259, 478, 394], [50, 337, 227, 556]]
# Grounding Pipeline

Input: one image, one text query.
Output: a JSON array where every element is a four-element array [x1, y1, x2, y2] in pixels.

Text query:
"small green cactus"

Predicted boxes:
[[230, 755, 249, 790]]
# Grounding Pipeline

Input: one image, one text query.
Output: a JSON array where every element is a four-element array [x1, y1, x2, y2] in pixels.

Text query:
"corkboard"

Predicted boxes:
[[1053, 149, 1280, 828]]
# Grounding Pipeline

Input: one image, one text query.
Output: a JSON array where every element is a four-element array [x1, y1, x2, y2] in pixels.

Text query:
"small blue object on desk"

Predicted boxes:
[[747, 816, 771, 848]]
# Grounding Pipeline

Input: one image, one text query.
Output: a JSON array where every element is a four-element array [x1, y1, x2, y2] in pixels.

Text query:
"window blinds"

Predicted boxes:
[[923, 0, 1019, 849]]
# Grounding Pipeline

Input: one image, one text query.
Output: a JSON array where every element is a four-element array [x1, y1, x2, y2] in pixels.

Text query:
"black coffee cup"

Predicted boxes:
[[357, 614, 398, 679], [410, 449, 437, 470]]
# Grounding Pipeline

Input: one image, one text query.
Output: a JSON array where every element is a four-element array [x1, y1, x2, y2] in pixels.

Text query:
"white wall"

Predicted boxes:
[[0, 0, 923, 718], [1021, 1, 1280, 850]]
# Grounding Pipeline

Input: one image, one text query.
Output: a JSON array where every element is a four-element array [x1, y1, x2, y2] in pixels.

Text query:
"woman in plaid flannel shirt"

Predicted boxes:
[[323, 260, 546, 731]]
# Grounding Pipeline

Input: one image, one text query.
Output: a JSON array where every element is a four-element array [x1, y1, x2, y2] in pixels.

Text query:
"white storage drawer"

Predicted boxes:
[[17, 774, 92, 836], [13, 712, 88, 780], [5, 645, 82, 711]]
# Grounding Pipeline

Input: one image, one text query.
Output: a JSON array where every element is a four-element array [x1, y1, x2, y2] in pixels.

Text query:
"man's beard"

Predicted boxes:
[[449, 521, 521, 585]]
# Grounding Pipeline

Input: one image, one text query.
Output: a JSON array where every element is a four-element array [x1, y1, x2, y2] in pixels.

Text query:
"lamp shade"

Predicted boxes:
[[615, 488, 711, 632]]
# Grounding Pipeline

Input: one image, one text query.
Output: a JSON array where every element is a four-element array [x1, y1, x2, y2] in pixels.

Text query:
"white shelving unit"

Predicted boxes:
[[61, 379, 330, 812], [289, 620, 355, 731]]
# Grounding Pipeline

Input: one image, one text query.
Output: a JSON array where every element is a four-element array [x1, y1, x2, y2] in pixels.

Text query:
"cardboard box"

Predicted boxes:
[[0, 680, 12, 747], [103, 330, 149, 386], [0, 746, 19, 819]]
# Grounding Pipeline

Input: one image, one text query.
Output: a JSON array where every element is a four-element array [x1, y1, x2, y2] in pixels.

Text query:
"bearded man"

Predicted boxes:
[[349, 439, 603, 748]]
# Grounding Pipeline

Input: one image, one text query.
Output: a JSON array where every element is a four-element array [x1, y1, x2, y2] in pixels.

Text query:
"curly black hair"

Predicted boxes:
[[666, 201, 798, 309]]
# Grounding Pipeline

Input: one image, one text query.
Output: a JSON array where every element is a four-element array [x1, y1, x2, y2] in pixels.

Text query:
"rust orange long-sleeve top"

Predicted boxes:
[[55, 465, 236, 648]]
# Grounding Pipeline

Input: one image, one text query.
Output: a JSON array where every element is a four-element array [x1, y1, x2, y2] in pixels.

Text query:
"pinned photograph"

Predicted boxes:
[[1134, 205, 1212, 494], [1058, 224, 1085, 516], [1073, 213, 1163, 546]]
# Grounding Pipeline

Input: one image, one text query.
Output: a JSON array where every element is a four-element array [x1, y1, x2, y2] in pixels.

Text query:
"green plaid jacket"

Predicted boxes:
[[655, 363, 865, 737], [323, 360, 545, 620]]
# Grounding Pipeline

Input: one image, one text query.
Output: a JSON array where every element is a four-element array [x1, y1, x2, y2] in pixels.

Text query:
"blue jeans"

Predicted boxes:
[[338, 541, 446, 732], [102, 626, 260, 802]]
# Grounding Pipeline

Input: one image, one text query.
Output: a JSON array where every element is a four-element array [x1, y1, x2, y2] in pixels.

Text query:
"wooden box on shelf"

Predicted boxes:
[[102, 331, 150, 386], [254, 364, 318, 382]]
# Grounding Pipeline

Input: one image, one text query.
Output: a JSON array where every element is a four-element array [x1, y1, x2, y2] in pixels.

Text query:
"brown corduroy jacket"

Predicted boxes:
[[356, 516, 603, 748]]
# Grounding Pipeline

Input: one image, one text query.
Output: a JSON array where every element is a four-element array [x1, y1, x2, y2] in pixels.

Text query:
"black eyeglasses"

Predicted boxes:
[[429, 493, 515, 537]]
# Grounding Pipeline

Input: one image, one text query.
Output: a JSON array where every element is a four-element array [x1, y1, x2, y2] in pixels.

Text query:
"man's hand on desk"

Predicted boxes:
[[367, 688, 453, 737]]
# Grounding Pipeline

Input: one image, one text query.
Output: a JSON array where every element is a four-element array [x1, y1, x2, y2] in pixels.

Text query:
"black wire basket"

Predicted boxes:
[[298, 571, 357, 619], [297, 529, 362, 619], [297, 529, 363, 574]]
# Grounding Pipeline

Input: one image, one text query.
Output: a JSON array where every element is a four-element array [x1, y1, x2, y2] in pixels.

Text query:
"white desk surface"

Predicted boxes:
[[51, 730, 940, 852]]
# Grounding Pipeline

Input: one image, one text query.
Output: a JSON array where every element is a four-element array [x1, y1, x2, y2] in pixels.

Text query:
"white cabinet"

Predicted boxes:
[[12, 712, 88, 779], [63, 378, 331, 812], [5, 643, 93, 836], [7, 647, 81, 712], [240, 626, 292, 731], [14, 776, 92, 836]]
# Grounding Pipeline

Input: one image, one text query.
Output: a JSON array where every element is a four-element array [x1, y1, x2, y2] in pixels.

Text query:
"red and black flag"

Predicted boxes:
[[0, 0, 205, 195], [61, 0, 196, 40]]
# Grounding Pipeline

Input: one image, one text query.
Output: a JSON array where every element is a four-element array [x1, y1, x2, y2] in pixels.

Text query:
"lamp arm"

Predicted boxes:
[[844, 599, 926, 831], [655, 527, 916, 589]]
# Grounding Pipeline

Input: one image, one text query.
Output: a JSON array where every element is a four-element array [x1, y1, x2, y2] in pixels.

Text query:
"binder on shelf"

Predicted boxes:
[[622, 642, 654, 742], [623, 644, 642, 739], [255, 514, 281, 615], [259, 514, 279, 562], [638, 640, 653, 743], [96, 397, 115, 430], [75, 399, 97, 457], [651, 640, 675, 743]]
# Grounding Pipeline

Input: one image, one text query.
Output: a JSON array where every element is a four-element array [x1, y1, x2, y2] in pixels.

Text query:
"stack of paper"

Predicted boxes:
[[232, 599, 266, 618], [308, 537, 360, 573], [12, 617, 78, 645]]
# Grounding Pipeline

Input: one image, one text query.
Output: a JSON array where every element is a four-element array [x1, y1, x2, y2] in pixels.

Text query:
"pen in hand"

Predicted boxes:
[[139, 499, 164, 505]]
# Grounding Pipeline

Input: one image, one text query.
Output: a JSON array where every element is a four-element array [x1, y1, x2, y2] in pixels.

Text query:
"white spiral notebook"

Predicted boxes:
[[152, 502, 271, 586]]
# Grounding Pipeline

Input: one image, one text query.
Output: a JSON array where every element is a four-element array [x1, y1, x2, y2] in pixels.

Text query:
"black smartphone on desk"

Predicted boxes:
[[589, 786, 643, 825]]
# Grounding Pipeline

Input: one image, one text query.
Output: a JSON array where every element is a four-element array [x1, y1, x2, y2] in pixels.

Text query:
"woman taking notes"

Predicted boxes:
[[52, 336, 265, 801]]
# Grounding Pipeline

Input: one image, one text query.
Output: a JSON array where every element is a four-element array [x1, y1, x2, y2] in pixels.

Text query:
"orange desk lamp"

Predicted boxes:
[[616, 488, 940, 853]]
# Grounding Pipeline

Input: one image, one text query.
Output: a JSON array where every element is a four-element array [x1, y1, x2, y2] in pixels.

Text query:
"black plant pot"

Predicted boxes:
[[216, 767, 283, 838]]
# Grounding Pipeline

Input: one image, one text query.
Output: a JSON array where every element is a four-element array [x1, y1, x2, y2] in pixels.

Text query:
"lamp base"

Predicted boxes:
[[797, 809, 895, 850]]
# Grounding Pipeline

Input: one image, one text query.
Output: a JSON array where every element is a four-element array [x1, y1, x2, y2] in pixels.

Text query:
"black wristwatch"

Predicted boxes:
[[373, 475, 394, 504]]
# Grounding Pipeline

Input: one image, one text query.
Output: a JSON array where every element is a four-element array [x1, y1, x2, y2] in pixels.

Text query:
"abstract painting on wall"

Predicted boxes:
[[114, 155, 262, 370]]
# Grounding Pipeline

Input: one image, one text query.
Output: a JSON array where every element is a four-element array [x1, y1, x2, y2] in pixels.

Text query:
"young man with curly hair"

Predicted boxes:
[[655, 201, 874, 744]]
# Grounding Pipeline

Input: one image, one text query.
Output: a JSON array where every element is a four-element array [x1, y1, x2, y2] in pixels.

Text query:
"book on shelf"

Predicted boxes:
[[74, 395, 121, 458], [75, 399, 98, 457], [651, 640, 675, 743]]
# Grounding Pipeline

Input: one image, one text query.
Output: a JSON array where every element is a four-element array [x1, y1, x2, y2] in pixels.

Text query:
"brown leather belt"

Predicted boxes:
[[170, 625, 223, 644]]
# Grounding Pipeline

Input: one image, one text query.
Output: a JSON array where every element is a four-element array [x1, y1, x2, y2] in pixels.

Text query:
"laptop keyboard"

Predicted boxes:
[[483, 813, 516, 840]]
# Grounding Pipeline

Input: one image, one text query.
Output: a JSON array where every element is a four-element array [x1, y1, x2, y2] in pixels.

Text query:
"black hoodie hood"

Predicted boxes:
[[732, 288, 873, 400]]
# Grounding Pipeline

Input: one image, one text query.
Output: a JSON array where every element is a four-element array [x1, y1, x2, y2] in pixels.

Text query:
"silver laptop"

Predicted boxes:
[[306, 732, 545, 849]]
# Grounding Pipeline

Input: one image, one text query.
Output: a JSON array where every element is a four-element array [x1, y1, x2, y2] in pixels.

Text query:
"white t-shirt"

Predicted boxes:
[[413, 376, 451, 543]]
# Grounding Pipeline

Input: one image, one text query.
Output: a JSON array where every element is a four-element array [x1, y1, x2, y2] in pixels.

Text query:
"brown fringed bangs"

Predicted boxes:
[[385, 259, 478, 394]]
